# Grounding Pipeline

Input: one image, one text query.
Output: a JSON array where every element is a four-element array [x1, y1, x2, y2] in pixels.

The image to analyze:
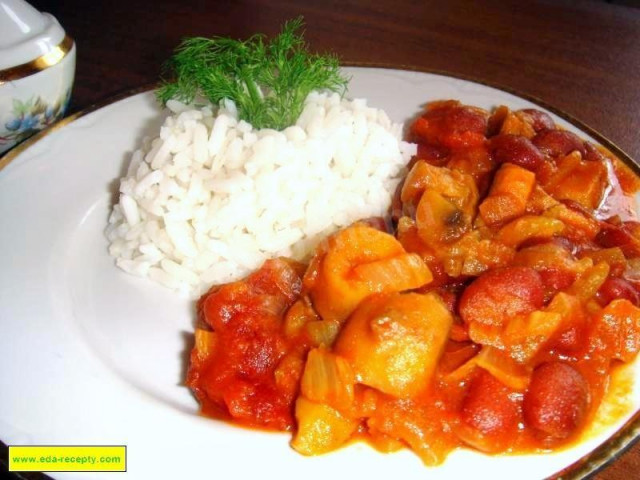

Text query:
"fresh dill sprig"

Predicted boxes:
[[157, 17, 349, 130]]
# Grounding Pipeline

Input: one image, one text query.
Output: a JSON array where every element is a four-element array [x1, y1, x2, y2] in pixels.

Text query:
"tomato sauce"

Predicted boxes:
[[187, 258, 308, 430]]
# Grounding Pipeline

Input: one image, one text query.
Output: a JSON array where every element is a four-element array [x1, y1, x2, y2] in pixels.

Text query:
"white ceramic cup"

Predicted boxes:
[[0, 0, 76, 155]]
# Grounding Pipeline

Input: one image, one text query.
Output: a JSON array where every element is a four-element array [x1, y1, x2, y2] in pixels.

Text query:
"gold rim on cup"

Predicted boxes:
[[0, 35, 74, 86]]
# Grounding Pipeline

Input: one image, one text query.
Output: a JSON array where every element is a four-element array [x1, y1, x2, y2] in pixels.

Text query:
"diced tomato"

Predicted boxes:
[[188, 259, 305, 430]]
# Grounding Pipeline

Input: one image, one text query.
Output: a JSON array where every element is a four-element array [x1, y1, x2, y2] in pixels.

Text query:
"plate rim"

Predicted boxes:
[[1, 64, 639, 480]]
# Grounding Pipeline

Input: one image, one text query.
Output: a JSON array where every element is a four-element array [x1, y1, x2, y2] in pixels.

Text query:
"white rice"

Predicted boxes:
[[106, 91, 416, 295]]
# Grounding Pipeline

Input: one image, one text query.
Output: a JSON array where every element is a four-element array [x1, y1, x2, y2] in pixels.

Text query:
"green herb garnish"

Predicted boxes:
[[157, 17, 349, 130]]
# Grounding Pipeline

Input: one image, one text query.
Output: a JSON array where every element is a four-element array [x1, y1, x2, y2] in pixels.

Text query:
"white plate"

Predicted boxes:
[[1, 67, 639, 480]]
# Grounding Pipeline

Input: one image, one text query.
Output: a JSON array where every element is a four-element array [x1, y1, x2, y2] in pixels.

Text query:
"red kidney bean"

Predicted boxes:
[[461, 369, 520, 439], [597, 276, 640, 306], [595, 221, 640, 257], [359, 216, 393, 234], [459, 266, 544, 328], [517, 109, 556, 132], [390, 181, 403, 224], [425, 102, 488, 137], [596, 222, 632, 248], [584, 142, 606, 162], [518, 235, 576, 253], [414, 142, 449, 167], [489, 134, 545, 171], [624, 221, 640, 241], [532, 129, 587, 157], [412, 102, 488, 149], [449, 106, 489, 135], [523, 362, 589, 439], [538, 268, 576, 292]]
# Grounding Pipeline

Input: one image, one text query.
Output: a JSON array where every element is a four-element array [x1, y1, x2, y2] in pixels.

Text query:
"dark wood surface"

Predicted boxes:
[[29, 0, 640, 162], [8, 0, 640, 479]]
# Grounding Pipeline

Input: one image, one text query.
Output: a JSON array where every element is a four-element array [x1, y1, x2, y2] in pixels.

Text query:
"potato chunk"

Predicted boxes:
[[291, 397, 358, 455], [496, 215, 564, 248], [591, 299, 640, 362], [401, 161, 478, 229], [308, 224, 432, 323], [335, 292, 453, 398]]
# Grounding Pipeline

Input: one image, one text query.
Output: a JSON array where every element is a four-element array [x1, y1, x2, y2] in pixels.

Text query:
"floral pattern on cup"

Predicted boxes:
[[0, 88, 71, 148]]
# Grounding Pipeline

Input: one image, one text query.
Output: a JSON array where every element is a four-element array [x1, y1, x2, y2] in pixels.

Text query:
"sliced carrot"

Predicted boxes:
[[479, 163, 536, 226]]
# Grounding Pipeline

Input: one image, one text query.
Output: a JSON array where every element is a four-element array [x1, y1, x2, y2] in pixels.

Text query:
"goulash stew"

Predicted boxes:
[[187, 100, 640, 464]]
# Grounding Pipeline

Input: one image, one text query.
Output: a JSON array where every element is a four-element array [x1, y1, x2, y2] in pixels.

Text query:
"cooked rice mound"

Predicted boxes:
[[106, 92, 416, 295]]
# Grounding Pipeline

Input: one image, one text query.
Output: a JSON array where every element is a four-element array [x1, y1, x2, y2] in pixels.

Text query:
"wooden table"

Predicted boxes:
[[8, 0, 640, 478]]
